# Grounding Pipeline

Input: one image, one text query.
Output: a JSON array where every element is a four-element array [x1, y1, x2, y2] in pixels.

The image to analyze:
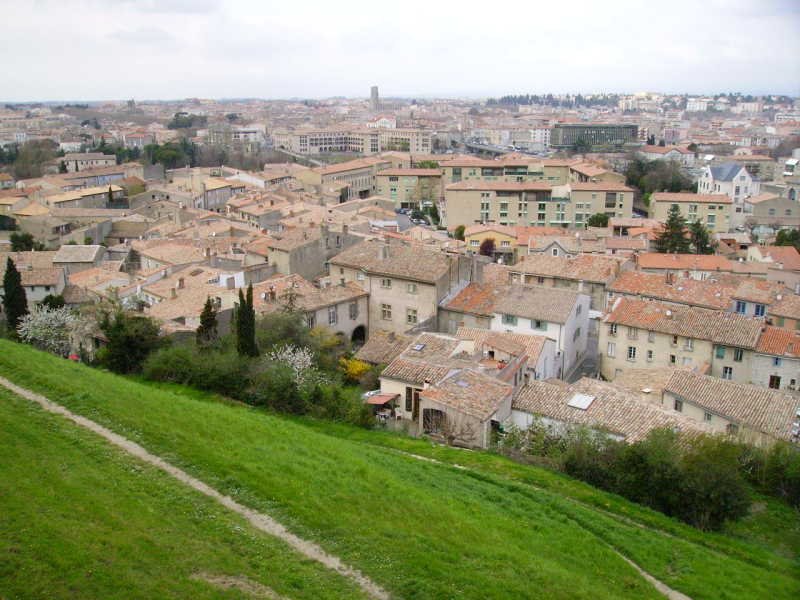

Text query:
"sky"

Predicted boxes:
[[1, 0, 799, 102]]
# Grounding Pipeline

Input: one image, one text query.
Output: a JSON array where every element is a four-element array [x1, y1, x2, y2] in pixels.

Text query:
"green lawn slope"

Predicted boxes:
[[0, 340, 797, 599]]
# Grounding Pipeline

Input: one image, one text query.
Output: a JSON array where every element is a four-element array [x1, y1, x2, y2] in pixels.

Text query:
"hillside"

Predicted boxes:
[[0, 340, 798, 599]]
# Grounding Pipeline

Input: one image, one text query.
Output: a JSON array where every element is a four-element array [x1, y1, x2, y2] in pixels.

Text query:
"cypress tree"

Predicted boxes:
[[196, 297, 218, 346], [3, 257, 28, 335], [654, 204, 690, 254], [235, 284, 258, 357]]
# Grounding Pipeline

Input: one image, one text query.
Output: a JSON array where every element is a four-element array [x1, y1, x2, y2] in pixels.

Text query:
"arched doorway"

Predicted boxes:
[[351, 325, 366, 347]]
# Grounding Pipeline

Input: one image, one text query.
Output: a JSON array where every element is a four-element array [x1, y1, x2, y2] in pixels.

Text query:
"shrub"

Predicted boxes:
[[763, 442, 800, 507], [339, 357, 372, 384], [98, 311, 163, 374], [246, 362, 304, 414]]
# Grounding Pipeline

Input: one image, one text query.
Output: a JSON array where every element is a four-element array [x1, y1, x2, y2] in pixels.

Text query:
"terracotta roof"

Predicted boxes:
[[494, 285, 582, 323], [604, 297, 763, 349], [513, 378, 713, 443], [664, 370, 799, 442], [314, 157, 391, 177], [609, 271, 736, 310], [355, 330, 413, 365], [330, 239, 451, 283], [637, 253, 733, 271], [442, 283, 504, 317], [759, 246, 800, 271], [53, 245, 104, 264], [770, 293, 800, 321], [511, 254, 623, 284], [652, 192, 731, 204], [456, 326, 548, 366], [421, 369, 512, 421], [755, 326, 800, 358], [730, 278, 788, 304]]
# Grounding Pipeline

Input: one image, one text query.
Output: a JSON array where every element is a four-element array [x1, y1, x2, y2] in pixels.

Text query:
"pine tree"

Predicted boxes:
[[3, 257, 28, 335], [689, 221, 715, 255], [196, 297, 218, 346], [235, 284, 258, 357], [655, 205, 690, 254]]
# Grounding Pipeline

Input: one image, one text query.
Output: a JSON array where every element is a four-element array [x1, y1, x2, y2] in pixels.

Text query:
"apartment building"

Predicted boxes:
[[650, 192, 732, 233], [745, 193, 800, 229], [375, 168, 442, 208], [599, 297, 763, 384], [441, 181, 634, 229], [549, 124, 638, 150], [297, 157, 392, 201], [42, 185, 124, 209], [273, 127, 431, 155]]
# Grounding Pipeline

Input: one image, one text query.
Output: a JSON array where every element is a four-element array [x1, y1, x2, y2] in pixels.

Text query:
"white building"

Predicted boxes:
[[697, 163, 760, 228]]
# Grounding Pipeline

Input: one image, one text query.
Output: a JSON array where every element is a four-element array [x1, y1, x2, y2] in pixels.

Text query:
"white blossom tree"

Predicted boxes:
[[265, 344, 325, 388], [17, 306, 84, 357]]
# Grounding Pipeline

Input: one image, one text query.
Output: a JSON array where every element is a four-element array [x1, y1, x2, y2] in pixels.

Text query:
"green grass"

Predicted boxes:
[[0, 340, 798, 599], [0, 387, 368, 600]]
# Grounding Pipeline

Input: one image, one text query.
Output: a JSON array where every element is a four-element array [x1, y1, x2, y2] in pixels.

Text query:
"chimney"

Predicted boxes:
[[177, 277, 185, 289]]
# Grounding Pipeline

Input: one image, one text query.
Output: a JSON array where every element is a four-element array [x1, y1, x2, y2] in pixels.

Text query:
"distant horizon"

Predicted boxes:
[[2, 90, 797, 106], [2, 0, 798, 103]]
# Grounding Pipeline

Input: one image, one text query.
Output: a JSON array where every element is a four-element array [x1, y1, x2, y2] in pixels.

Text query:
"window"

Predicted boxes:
[[537, 276, 545, 284], [704, 412, 712, 422], [682, 357, 692, 366], [551, 248, 559, 257], [349, 302, 358, 320], [470, 240, 480, 247], [406, 282, 418, 294], [405, 387, 413, 412], [406, 308, 418, 325], [727, 423, 739, 435], [754, 303, 765, 317], [647, 330, 655, 343], [532, 319, 546, 330], [609, 323, 618, 336], [768, 375, 781, 389], [328, 306, 338, 325], [381, 303, 392, 320], [307, 314, 316, 328], [646, 349, 653, 362], [380, 278, 392, 289], [607, 342, 616, 357], [715, 345, 726, 359], [722, 366, 733, 380], [356, 271, 365, 281], [671, 335, 679, 346], [576, 304, 581, 315], [733, 348, 743, 362], [674, 399, 683, 412], [502, 314, 518, 326], [627, 346, 637, 361], [500, 240, 511, 248], [735, 300, 746, 314], [573, 327, 581, 341], [627, 327, 638, 340], [773, 357, 782, 367], [684, 338, 694, 351], [670, 354, 676, 365]]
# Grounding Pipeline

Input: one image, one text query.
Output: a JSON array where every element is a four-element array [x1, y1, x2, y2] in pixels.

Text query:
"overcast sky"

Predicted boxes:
[[2, 0, 799, 102]]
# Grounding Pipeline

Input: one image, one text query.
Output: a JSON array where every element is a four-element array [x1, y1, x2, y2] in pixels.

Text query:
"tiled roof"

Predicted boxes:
[[314, 157, 391, 176], [636, 253, 733, 271], [569, 182, 634, 192], [252, 275, 367, 314], [760, 246, 800, 271], [53, 245, 104, 264], [131, 239, 206, 266], [510, 254, 623, 284], [652, 192, 731, 204], [609, 271, 737, 310], [20, 267, 63, 287], [755, 326, 800, 358], [442, 283, 504, 317], [731, 278, 788, 304], [604, 297, 764, 349], [664, 370, 799, 441], [494, 284, 581, 323], [376, 169, 441, 177], [513, 378, 712, 443], [355, 330, 413, 365], [421, 369, 512, 421], [330, 239, 451, 283], [770, 293, 800, 320], [456, 326, 548, 366]]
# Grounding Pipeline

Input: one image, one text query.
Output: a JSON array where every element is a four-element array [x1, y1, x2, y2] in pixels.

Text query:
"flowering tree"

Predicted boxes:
[[17, 306, 77, 357], [265, 344, 325, 388]]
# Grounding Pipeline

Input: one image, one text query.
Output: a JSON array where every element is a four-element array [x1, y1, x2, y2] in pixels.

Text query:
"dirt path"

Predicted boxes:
[[392, 447, 692, 600], [0, 376, 390, 600]]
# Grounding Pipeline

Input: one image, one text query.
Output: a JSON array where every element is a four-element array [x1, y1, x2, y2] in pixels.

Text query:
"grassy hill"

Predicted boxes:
[[0, 340, 798, 599]]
